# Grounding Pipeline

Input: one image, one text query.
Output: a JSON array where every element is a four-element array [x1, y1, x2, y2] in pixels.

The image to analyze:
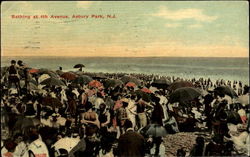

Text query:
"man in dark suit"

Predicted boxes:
[[117, 120, 145, 157]]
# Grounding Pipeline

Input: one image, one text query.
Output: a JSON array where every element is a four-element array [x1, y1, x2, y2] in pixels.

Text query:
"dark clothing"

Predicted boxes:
[[8, 65, 21, 94], [117, 130, 145, 157], [151, 104, 164, 125], [205, 141, 225, 156], [8, 65, 18, 75], [137, 102, 145, 113], [190, 145, 204, 156], [69, 138, 86, 157], [8, 65, 19, 83], [99, 112, 108, 124]]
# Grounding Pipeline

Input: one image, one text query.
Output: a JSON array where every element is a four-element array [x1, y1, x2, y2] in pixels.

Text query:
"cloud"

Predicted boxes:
[[165, 23, 181, 28], [188, 24, 202, 28], [76, 1, 93, 9], [153, 6, 217, 22]]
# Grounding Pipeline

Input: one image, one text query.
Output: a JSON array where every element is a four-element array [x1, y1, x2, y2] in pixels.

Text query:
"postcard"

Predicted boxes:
[[1, 1, 249, 157]]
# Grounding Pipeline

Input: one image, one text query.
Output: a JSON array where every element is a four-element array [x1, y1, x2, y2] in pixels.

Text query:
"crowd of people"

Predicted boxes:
[[1, 60, 249, 157]]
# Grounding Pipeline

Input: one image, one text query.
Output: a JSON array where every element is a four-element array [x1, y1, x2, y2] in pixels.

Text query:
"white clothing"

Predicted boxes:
[[158, 95, 168, 106], [72, 88, 79, 98], [191, 108, 202, 119], [53, 137, 80, 153], [13, 142, 27, 157], [94, 97, 105, 110], [60, 89, 68, 103], [162, 104, 169, 121], [127, 100, 137, 128], [1, 147, 10, 157], [238, 109, 246, 117], [150, 143, 165, 157], [23, 139, 49, 157], [49, 92, 57, 98], [231, 132, 250, 155], [41, 116, 66, 128]]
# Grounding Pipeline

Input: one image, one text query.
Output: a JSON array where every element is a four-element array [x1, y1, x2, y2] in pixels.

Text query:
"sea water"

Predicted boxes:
[[1, 56, 249, 85]]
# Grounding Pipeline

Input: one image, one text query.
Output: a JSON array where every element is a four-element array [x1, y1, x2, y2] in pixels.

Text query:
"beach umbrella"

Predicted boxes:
[[53, 137, 80, 153], [225, 111, 242, 125], [74, 64, 85, 72], [29, 79, 38, 86], [121, 75, 141, 86], [28, 68, 39, 74], [42, 96, 63, 108], [38, 74, 51, 84], [141, 87, 152, 93], [135, 90, 151, 102], [151, 79, 171, 89], [38, 68, 59, 78], [40, 77, 65, 86], [214, 86, 238, 98], [168, 81, 193, 92], [60, 72, 77, 81], [169, 87, 201, 104], [73, 64, 85, 69], [142, 124, 167, 137], [73, 75, 93, 85], [125, 82, 137, 88], [104, 79, 124, 89], [13, 117, 41, 133], [92, 73, 107, 80], [88, 80, 103, 88], [198, 89, 209, 96]]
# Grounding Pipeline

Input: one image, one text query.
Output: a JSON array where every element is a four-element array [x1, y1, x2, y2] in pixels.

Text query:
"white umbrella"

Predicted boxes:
[[38, 74, 51, 84], [53, 137, 80, 153]]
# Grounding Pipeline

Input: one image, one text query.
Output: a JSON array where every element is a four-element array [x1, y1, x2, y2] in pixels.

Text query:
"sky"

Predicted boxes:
[[1, 1, 249, 57]]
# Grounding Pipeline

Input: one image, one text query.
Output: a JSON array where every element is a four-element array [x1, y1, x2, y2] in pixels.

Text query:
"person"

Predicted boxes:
[[189, 136, 205, 156], [176, 148, 186, 157], [94, 92, 105, 112], [116, 99, 129, 137], [238, 104, 247, 124], [17, 60, 30, 90], [68, 135, 86, 157], [117, 120, 145, 157], [203, 94, 214, 131], [23, 126, 49, 157], [204, 135, 225, 156], [150, 96, 166, 156], [98, 103, 111, 129], [7, 60, 21, 95], [1, 138, 17, 157], [136, 95, 151, 129], [164, 112, 179, 134], [149, 136, 165, 157], [151, 96, 164, 126], [212, 100, 230, 141], [99, 128, 116, 157], [12, 133, 27, 157], [126, 95, 137, 129], [80, 102, 100, 136]]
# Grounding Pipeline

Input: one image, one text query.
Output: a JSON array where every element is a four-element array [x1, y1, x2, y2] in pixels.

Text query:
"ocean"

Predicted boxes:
[[1, 56, 249, 85]]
